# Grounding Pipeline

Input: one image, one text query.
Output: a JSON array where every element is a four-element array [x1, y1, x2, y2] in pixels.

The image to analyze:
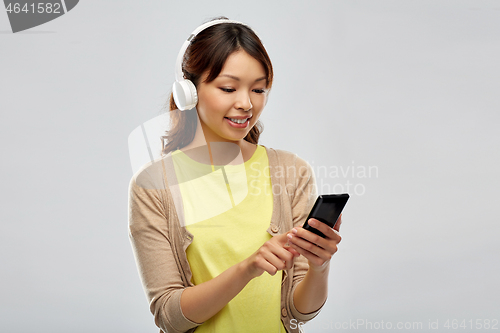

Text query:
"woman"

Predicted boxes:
[[128, 17, 342, 333]]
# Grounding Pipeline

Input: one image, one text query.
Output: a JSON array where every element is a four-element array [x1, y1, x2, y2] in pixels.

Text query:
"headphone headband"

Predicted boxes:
[[174, 19, 245, 82]]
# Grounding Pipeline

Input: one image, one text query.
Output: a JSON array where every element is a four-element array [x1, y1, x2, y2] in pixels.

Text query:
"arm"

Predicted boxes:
[[129, 168, 200, 333], [288, 217, 342, 314], [180, 261, 252, 323], [285, 156, 341, 316]]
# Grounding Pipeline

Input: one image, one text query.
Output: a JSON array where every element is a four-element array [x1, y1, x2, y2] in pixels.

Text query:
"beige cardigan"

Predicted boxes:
[[128, 145, 324, 333]]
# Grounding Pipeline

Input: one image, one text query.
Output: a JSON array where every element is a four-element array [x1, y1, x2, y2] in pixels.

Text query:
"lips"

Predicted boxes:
[[224, 116, 251, 128], [224, 115, 252, 120]]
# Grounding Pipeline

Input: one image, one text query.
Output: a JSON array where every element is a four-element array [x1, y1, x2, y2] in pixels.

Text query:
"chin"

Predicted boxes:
[[223, 132, 248, 142]]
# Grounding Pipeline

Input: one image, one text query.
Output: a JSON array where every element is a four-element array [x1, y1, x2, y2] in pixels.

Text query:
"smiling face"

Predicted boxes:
[[195, 50, 269, 144]]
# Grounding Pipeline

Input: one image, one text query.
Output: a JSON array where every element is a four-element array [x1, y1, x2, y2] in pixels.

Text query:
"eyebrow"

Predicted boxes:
[[219, 74, 267, 82]]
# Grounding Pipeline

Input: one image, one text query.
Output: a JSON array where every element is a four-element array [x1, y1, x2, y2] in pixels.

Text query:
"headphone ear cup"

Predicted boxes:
[[172, 79, 198, 111]]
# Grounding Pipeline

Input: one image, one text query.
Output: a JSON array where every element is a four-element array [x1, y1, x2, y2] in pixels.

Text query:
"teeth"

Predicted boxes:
[[229, 118, 248, 124]]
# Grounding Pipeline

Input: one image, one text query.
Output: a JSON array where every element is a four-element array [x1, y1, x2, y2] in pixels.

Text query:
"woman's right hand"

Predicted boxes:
[[242, 233, 300, 279]]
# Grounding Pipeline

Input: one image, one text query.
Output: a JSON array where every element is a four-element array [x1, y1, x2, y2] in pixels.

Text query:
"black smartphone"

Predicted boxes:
[[302, 194, 350, 238]]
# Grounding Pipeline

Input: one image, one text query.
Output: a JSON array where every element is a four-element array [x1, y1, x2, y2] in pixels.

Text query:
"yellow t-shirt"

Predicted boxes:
[[171, 145, 287, 332]]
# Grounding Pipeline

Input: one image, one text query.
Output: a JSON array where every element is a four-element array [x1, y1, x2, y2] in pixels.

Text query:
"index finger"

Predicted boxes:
[[307, 218, 338, 240]]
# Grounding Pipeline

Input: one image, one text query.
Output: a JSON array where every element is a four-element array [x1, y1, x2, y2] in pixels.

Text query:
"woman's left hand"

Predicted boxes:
[[286, 215, 342, 271]]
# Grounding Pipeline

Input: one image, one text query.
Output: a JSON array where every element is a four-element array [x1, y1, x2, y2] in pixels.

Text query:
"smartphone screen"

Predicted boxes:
[[302, 194, 349, 238]]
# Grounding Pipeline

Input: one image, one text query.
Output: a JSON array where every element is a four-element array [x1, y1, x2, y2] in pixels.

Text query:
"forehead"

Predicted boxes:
[[218, 50, 266, 79]]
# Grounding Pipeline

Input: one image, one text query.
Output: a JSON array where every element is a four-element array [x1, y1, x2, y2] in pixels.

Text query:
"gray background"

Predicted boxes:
[[1, 0, 499, 332]]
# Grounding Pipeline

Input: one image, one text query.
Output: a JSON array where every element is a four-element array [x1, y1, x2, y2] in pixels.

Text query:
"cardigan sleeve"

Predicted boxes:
[[128, 165, 201, 333], [287, 154, 325, 322]]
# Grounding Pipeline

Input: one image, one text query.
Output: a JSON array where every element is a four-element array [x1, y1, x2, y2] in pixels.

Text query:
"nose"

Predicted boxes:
[[235, 91, 252, 111]]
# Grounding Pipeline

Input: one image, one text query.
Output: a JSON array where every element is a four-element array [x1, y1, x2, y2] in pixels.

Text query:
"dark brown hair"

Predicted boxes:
[[162, 18, 273, 155]]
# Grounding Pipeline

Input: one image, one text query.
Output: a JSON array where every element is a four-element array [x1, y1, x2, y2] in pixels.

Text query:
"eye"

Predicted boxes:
[[253, 89, 266, 94], [219, 87, 235, 93]]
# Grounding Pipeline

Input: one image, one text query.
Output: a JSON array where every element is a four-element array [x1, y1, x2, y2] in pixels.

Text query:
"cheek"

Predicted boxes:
[[198, 91, 229, 116], [252, 93, 267, 108]]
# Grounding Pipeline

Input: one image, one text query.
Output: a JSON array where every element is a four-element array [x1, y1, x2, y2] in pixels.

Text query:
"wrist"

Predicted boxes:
[[237, 259, 257, 281], [307, 261, 330, 275]]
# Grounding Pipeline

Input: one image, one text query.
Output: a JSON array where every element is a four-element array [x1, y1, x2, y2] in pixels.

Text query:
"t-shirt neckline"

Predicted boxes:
[[172, 144, 265, 169]]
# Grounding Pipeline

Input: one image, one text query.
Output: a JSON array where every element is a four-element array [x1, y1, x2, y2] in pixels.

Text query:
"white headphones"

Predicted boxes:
[[172, 19, 249, 111]]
